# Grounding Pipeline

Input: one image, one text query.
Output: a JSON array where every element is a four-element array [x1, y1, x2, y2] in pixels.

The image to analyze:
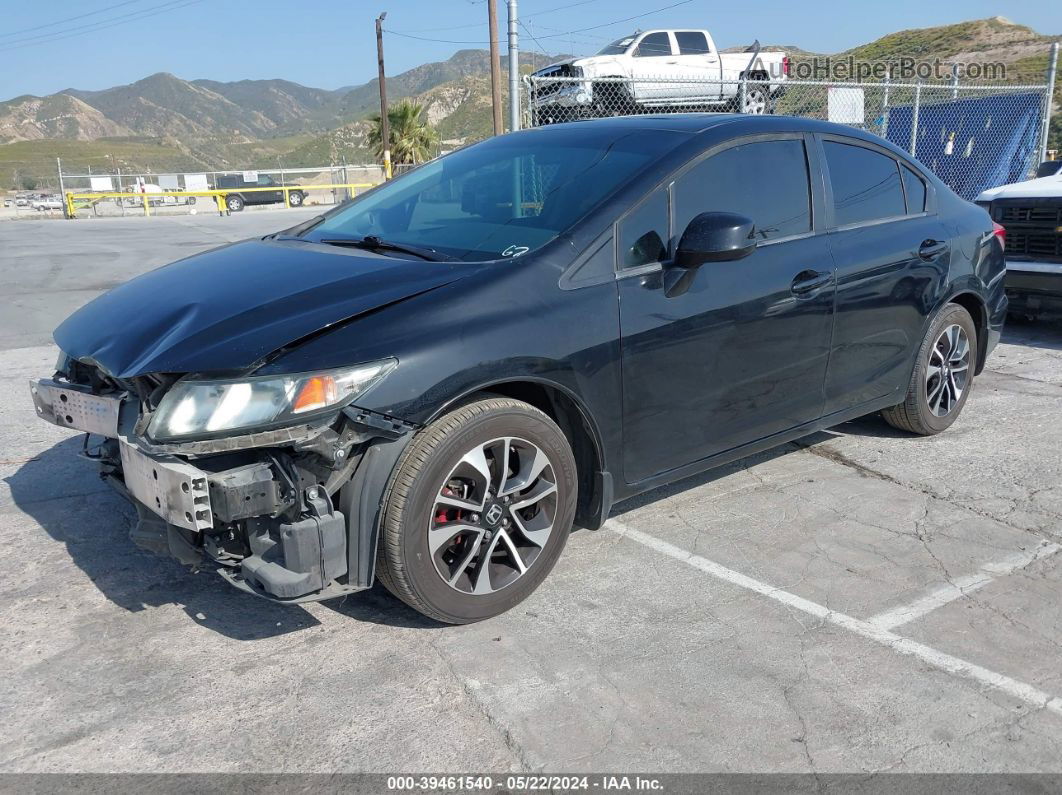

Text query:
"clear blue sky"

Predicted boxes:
[[3, 0, 1061, 100]]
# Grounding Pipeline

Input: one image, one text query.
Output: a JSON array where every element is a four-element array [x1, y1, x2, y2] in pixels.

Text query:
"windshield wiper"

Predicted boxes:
[[317, 235, 456, 262]]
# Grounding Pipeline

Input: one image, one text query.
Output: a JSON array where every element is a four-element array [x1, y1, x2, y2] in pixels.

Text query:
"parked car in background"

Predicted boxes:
[[977, 166, 1062, 318], [124, 183, 197, 208], [30, 115, 1004, 623], [531, 29, 788, 122], [215, 173, 306, 212], [31, 196, 63, 211]]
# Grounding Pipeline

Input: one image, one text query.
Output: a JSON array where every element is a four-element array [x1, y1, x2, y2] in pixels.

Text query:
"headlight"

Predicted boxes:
[[147, 359, 397, 441]]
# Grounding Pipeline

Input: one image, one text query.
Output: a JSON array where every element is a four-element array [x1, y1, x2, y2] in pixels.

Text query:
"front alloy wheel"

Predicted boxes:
[[430, 437, 558, 595], [375, 397, 577, 623]]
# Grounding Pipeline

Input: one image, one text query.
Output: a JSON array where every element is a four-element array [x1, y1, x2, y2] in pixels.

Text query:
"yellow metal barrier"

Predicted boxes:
[[64, 183, 376, 219]]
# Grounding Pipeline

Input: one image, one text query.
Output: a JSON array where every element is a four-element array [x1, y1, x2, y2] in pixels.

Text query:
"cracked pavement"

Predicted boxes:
[[1, 214, 1060, 773]]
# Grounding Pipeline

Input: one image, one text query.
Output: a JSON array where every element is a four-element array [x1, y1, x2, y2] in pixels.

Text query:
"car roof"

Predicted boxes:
[[521, 114, 917, 163]]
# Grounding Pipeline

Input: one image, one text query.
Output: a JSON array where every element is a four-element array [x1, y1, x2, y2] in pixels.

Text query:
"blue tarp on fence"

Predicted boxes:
[[883, 92, 1042, 200]]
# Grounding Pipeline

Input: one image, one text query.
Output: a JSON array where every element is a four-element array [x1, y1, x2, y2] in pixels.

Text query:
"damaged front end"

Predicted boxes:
[[30, 355, 414, 603]]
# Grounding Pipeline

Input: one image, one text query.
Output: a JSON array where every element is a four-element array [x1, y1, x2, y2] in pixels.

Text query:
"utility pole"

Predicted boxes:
[[56, 157, 69, 219], [375, 12, 392, 179], [507, 0, 520, 132], [1041, 42, 1059, 165], [488, 0, 503, 135]]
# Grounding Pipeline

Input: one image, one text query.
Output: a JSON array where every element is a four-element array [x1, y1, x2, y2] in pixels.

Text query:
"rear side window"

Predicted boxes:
[[675, 31, 710, 55], [617, 188, 669, 268], [902, 165, 927, 213], [672, 139, 812, 243], [635, 32, 672, 57], [824, 141, 906, 226]]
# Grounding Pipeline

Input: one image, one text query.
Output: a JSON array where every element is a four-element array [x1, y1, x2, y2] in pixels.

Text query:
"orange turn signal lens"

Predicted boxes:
[[292, 375, 338, 414]]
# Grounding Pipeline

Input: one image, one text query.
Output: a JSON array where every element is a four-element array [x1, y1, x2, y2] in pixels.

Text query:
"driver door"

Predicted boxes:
[[617, 134, 835, 483], [629, 31, 680, 102]]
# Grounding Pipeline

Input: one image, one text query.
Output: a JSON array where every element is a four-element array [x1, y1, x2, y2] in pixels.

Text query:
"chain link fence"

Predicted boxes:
[[525, 74, 1054, 201]]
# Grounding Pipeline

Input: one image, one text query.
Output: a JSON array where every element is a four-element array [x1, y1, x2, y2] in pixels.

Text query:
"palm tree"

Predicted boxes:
[[367, 100, 439, 165]]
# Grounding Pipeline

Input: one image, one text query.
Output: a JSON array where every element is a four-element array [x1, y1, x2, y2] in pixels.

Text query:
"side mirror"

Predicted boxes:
[[674, 212, 757, 268]]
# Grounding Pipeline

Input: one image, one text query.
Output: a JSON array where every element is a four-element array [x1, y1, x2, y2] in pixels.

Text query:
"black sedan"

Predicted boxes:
[[30, 115, 1007, 623]]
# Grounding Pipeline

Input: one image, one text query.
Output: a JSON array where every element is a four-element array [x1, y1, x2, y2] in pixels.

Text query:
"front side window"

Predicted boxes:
[[305, 131, 680, 262], [617, 188, 669, 269], [672, 139, 812, 243], [675, 31, 710, 55], [824, 141, 906, 226], [635, 32, 672, 57]]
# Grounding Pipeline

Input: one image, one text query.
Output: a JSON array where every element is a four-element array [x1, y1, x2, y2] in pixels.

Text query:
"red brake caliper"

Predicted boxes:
[[438, 485, 463, 546]]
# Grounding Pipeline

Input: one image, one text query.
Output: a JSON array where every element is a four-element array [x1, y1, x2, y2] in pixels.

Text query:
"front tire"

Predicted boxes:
[[882, 303, 977, 435], [376, 397, 577, 624]]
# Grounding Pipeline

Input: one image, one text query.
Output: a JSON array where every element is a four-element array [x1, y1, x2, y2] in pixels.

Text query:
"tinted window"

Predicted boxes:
[[673, 139, 811, 243], [307, 131, 676, 262], [636, 32, 672, 57], [901, 165, 926, 213], [675, 31, 710, 55], [618, 189, 669, 268], [824, 142, 905, 226]]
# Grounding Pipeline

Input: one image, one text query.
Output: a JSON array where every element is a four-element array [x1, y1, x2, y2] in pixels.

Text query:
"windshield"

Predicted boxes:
[[303, 131, 673, 262], [597, 35, 636, 55]]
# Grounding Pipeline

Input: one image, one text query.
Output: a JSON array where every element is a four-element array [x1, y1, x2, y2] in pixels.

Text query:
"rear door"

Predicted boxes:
[[817, 135, 949, 415], [617, 134, 834, 483]]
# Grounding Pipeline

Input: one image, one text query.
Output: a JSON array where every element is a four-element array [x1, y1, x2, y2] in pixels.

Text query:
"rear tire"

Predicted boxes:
[[226, 194, 245, 212], [881, 303, 977, 435], [376, 397, 577, 624], [288, 191, 304, 207]]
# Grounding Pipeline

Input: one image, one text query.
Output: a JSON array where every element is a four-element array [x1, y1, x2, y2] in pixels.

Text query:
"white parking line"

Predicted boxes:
[[608, 520, 1062, 718], [867, 542, 1062, 631]]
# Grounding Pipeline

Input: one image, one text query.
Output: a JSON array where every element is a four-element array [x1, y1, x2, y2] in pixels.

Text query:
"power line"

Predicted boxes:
[[385, 0, 693, 46], [0, 0, 148, 39], [0, 0, 202, 53]]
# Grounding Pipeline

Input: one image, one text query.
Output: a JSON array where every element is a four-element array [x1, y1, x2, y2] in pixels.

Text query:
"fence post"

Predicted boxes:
[[1041, 42, 1059, 164], [910, 80, 922, 158], [881, 75, 892, 136], [739, 74, 748, 114], [950, 64, 959, 100]]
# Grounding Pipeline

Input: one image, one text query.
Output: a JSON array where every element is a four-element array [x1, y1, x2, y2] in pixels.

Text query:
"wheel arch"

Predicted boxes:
[[946, 290, 989, 375], [428, 377, 611, 530]]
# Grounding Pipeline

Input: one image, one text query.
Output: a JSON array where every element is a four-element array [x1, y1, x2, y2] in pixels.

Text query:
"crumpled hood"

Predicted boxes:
[[54, 238, 471, 378]]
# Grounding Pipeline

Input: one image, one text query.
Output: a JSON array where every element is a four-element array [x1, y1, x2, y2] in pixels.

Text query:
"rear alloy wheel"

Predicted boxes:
[[287, 191, 304, 207], [376, 397, 577, 623], [882, 303, 977, 435], [226, 195, 245, 212]]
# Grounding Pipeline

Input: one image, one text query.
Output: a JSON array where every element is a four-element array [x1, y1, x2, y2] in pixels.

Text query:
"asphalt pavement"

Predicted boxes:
[[0, 211, 1060, 773]]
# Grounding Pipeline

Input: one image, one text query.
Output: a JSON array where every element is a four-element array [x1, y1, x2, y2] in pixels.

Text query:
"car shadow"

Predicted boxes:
[[5, 437, 322, 640]]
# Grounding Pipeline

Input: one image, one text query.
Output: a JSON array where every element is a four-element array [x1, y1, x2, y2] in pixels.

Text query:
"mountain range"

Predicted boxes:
[[1, 16, 1059, 187]]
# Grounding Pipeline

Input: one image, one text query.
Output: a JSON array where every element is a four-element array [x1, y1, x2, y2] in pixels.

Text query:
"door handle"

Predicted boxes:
[[918, 239, 948, 260], [791, 269, 832, 295]]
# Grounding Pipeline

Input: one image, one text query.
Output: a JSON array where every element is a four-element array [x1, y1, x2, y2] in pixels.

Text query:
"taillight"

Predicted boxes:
[[782, 55, 790, 76], [992, 221, 1006, 252]]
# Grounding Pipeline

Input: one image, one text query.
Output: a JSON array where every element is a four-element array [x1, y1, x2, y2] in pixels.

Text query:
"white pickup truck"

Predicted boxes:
[[530, 29, 788, 123], [977, 165, 1062, 318]]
